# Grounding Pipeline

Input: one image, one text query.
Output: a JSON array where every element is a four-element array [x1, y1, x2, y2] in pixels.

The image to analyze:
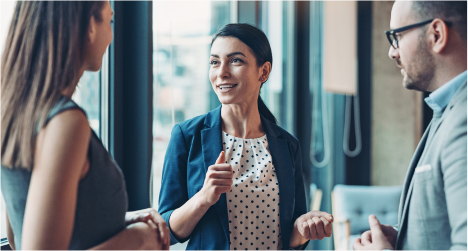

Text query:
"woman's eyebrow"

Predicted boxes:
[[210, 52, 247, 58], [227, 52, 246, 58]]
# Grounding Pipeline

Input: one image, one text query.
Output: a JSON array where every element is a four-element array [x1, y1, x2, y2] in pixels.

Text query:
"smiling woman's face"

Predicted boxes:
[[209, 36, 263, 106]]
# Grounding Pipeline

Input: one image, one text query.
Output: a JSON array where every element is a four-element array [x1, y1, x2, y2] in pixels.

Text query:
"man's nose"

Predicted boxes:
[[388, 46, 399, 60]]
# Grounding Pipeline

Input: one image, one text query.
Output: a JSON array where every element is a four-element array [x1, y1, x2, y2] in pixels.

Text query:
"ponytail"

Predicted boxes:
[[258, 96, 277, 125]]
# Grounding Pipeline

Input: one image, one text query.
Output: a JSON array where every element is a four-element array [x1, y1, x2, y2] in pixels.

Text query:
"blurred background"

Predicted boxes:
[[0, 1, 434, 250]]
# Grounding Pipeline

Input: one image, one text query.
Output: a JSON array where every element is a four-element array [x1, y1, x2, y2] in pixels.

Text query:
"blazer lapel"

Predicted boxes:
[[201, 106, 230, 245], [261, 116, 295, 250], [395, 119, 430, 249]]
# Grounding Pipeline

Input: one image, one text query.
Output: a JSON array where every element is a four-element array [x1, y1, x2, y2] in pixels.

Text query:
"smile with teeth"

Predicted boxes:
[[219, 84, 238, 90]]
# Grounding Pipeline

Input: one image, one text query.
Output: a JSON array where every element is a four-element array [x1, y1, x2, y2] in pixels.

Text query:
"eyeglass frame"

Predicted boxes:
[[385, 19, 452, 49]]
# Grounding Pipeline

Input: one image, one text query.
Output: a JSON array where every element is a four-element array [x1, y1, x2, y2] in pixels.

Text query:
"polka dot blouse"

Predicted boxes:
[[223, 131, 282, 250]]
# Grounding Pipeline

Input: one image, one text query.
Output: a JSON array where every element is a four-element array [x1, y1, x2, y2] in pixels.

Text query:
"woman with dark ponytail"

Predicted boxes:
[[159, 23, 333, 250]]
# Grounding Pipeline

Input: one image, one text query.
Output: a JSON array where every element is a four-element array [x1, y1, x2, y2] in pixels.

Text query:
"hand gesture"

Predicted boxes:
[[353, 215, 395, 250], [125, 208, 170, 250], [294, 210, 333, 240], [199, 151, 233, 206]]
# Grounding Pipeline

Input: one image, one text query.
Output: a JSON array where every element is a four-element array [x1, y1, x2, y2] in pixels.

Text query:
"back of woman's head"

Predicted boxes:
[[211, 23, 277, 125], [1, 1, 105, 169]]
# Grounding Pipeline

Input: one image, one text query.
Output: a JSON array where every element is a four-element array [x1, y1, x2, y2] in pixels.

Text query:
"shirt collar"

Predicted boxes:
[[424, 71, 467, 112]]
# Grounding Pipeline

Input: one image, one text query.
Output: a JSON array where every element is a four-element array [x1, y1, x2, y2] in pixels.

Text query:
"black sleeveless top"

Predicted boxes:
[[1, 97, 128, 249]]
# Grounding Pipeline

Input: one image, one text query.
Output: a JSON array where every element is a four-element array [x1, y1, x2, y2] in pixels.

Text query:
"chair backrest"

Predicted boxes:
[[332, 184, 402, 234]]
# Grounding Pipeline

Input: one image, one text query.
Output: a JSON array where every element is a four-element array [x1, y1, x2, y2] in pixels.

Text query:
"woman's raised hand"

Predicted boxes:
[[199, 151, 233, 206]]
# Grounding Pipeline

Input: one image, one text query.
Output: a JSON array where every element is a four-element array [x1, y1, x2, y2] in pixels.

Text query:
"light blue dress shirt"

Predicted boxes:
[[424, 71, 467, 112]]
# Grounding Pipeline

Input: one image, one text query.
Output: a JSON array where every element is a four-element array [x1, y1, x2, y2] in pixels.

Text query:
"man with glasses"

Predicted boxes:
[[354, 1, 467, 250]]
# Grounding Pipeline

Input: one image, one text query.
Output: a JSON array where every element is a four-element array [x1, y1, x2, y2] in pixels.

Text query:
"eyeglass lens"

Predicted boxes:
[[388, 34, 398, 49]]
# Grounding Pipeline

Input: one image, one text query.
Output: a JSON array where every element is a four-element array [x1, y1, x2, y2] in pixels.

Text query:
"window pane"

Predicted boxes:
[[152, 2, 231, 211], [260, 1, 294, 133], [73, 71, 101, 138], [0, 1, 17, 241]]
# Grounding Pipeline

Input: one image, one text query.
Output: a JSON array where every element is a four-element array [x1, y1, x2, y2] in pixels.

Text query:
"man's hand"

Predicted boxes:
[[353, 215, 395, 250], [359, 223, 398, 249]]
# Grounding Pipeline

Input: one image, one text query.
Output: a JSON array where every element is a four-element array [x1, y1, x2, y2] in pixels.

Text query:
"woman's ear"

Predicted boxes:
[[88, 16, 97, 45], [259, 61, 272, 83]]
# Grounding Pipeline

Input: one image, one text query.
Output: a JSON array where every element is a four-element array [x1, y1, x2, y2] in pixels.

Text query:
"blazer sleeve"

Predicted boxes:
[[158, 124, 190, 245], [441, 107, 467, 250], [291, 140, 310, 250]]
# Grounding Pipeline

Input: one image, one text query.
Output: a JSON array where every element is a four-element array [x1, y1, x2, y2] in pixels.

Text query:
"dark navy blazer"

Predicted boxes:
[[158, 106, 308, 250]]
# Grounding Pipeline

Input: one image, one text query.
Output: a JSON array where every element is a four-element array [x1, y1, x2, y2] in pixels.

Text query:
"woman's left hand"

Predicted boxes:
[[125, 208, 170, 249], [292, 210, 334, 245]]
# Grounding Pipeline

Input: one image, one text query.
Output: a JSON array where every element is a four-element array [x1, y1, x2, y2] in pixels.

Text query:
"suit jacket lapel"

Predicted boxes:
[[261, 116, 295, 250], [201, 106, 230, 245], [396, 125, 429, 249]]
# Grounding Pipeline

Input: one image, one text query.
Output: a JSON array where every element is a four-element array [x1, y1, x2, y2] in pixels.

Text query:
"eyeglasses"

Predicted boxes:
[[385, 19, 452, 49]]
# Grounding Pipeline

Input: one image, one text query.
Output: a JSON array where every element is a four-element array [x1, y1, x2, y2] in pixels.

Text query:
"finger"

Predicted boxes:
[[312, 217, 325, 240], [164, 241, 170, 250], [353, 237, 364, 250], [214, 185, 233, 194], [208, 179, 234, 187], [215, 151, 225, 164], [156, 220, 169, 246], [209, 164, 233, 172], [368, 215, 385, 241], [361, 230, 372, 245], [207, 170, 234, 179], [307, 211, 334, 223], [320, 216, 332, 237], [128, 212, 151, 225], [301, 221, 310, 239], [307, 219, 317, 240], [147, 219, 158, 230]]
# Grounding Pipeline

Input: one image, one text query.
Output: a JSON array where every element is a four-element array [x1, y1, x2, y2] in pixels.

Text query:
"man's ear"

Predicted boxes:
[[88, 16, 97, 45], [428, 18, 449, 54]]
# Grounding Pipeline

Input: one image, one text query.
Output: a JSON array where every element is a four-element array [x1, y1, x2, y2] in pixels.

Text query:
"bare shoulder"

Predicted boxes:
[[42, 109, 91, 142], [35, 109, 91, 176]]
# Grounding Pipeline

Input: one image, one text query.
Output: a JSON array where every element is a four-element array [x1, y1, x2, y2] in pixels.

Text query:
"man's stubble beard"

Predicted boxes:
[[401, 33, 435, 92]]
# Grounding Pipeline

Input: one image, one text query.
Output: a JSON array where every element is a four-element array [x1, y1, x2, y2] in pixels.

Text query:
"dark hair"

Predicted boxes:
[[1, 1, 105, 169], [412, 1, 467, 42], [211, 23, 278, 125]]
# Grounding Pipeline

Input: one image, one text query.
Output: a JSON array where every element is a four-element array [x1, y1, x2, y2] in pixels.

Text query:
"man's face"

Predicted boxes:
[[388, 1, 435, 92]]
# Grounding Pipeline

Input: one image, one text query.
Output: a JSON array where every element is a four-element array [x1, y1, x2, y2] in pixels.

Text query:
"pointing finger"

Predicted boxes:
[[215, 151, 225, 164]]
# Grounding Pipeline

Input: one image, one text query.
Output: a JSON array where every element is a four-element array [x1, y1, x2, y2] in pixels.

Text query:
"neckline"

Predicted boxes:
[[222, 131, 266, 140]]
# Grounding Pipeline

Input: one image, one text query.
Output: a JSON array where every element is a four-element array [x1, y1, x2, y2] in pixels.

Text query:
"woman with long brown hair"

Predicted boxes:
[[1, 2, 169, 249]]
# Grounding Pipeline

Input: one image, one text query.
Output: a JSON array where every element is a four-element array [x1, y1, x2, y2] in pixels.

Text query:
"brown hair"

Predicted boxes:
[[1, 1, 105, 170]]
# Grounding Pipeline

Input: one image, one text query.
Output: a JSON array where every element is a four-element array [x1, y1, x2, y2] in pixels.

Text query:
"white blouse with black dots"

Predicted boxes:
[[223, 131, 282, 250]]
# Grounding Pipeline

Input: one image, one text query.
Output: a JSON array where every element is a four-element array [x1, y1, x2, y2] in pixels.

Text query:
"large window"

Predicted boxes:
[[259, 1, 295, 133], [73, 71, 101, 138], [0, 1, 17, 241]]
